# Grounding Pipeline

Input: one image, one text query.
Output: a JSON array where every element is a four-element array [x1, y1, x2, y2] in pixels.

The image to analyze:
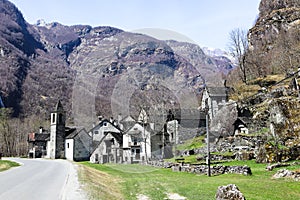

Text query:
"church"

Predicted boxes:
[[28, 101, 91, 161]]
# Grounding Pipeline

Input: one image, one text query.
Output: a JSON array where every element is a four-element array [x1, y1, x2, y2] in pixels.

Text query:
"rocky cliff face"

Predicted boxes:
[[249, 0, 300, 51], [258, 0, 300, 17], [0, 0, 232, 123]]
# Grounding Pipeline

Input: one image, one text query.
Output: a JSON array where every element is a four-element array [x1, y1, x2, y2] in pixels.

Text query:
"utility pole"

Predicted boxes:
[[205, 99, 211, 177], [206, 110, 211, 177], [162, 106, 165, 160], [139, 107, 148, 164], [173, 119, 177, 157], [157, 103, 167, 160], [143, 118, 148, 164]]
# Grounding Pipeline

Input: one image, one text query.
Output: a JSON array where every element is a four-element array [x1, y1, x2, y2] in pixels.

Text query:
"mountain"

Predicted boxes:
[[247, 0, 300, 76], [0, 0, 232, 126], [202, 47, 236, 75]]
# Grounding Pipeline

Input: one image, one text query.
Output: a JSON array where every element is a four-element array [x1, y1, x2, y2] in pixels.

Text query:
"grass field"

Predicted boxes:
[[80, 160, 300, 200], [0, 160, 20, 172]]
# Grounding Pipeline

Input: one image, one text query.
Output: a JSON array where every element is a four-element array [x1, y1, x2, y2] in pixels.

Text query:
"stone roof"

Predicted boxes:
[[65, 128, 78, 139], [28, 133, 50, 142], [207, 87, 228, 97]]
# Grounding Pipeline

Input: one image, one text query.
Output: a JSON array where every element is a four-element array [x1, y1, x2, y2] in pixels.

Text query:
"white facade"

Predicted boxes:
[[65, 139, 74, 160], [48, 113, 57, 159], [122, 123, 151, 163], [89, 120, 121, 141]]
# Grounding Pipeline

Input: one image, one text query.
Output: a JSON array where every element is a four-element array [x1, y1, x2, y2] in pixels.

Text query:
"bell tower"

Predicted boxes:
[[49, 100, 66, 159]]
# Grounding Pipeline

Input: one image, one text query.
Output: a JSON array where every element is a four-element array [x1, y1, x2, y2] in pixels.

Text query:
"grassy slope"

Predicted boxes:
[[0, 160, 20, 172], [80, 160, 300, 200]]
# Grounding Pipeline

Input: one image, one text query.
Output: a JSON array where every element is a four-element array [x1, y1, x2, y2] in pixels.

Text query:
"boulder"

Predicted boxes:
[[215, 184, 246, 200], [272, 169, 300, 181]]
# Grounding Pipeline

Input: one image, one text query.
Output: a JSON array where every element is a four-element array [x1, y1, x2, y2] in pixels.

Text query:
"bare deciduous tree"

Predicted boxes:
[[0, 109, 48, 157], [228, 28, 248, 83]]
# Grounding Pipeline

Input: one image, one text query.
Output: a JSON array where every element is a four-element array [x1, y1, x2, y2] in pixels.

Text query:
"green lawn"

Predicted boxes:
[[0, 160, 20, 172], [81, 160, 300, 200]]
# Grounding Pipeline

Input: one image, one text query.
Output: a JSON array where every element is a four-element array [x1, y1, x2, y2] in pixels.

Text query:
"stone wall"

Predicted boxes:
[[147, 160, 252, 176]]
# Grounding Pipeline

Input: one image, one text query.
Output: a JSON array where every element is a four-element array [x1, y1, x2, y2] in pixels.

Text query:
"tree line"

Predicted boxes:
[[0, 108, 47, 157]]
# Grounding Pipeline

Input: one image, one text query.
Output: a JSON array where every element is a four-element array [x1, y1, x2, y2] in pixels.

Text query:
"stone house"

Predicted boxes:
[[90, 131, 123, 164], [89, 118, 121, 142], [65, 127, 91, 161], [28, 127, 49, 158], [233, 118, 249, 135], [201, 86, 228, 120], [89, 119, 123, 164], [122, 122, 152, 163]]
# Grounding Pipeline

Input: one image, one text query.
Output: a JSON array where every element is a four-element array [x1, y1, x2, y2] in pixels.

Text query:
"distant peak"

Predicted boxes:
[[36, 19, 47, 26]]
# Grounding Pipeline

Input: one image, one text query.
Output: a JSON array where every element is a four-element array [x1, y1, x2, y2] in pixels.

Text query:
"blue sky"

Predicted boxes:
[[9, 0, 260, 50]]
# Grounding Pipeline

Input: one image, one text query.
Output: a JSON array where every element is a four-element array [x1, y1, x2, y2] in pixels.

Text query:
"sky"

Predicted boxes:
[[9, 0, 261, 50]]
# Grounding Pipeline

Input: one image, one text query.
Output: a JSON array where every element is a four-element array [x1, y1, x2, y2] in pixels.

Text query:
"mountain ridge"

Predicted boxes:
[[0, 0, 233, 123]]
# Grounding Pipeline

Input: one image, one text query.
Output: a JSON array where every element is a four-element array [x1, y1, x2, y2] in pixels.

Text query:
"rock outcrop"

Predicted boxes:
[[215, 184, 246, 200], [249, 0, 300, 51]]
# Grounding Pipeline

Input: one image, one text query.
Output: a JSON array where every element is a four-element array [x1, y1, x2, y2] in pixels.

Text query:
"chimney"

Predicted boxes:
[[98, 115, 103, 122], [118, 113, 122, 123], [39, 126, 43, 134]]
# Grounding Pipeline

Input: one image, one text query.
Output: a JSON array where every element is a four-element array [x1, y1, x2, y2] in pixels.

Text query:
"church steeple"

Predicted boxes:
[[48, 100, 66, 159], [55, 100, 64, 111]]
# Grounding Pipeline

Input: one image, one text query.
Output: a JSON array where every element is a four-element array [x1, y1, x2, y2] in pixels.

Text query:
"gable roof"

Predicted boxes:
[[65, 126, 77, 138], [66, 127, 89, 139], [28, 133, 50, 142], [206, 87, 228, 97], [90, 131, 123, 155], [125, 122, 154, 135], [233, 117, 250, 127], [120, 115, 136, 123], [88, 119, 122, 133]]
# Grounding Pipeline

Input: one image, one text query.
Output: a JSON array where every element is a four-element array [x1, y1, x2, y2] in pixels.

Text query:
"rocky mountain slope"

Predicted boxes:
[[222, 0, 300, 163], [247, 0, 300, 76], [0, 0, 232, 125]]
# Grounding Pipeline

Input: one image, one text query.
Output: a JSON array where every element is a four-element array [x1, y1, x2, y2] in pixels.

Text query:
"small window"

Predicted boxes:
[[52, 113, 56, 123], [103, 122, 107, 127], [67, 143, 69, 148], [94, 130, 99, 134]]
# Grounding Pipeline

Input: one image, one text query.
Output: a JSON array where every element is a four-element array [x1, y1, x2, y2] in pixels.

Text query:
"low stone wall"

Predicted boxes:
[[147, 160, 252, 176], [273, 169, 300, 181], [173, 164, 252, 176]]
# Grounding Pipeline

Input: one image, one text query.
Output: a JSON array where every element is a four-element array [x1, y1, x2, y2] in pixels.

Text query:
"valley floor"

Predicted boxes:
[[79, 160, 300, 200]]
